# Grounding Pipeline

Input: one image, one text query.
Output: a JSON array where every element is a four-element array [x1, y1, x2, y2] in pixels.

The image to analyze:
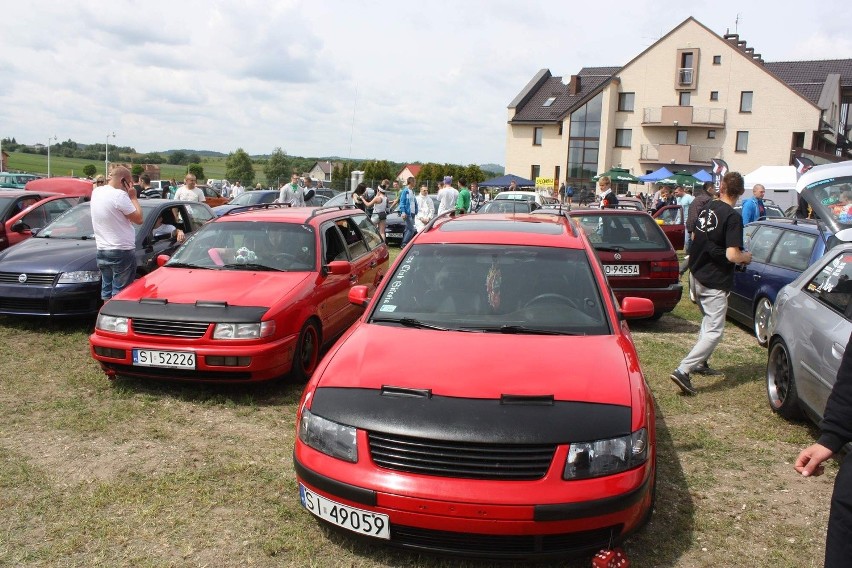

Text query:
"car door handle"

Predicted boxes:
[[370, 260, 377, 268], [349, 275, 358, 284]]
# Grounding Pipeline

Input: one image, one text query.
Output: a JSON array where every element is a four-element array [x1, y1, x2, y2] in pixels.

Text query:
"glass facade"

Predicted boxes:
[[567, 92, 603, 183]]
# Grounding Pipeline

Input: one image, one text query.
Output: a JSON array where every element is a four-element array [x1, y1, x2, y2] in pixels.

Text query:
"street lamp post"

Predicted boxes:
[[47, 135, 57, 178], [105, 132, 115, 175]]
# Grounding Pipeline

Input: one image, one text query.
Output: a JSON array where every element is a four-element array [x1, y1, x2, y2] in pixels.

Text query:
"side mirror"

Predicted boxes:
[[327, 260, 351, 275], [11, 220, 31, 233], [156, 254, 170, 267], [348, 285, 369, 307], [620, 297, 655, 319]]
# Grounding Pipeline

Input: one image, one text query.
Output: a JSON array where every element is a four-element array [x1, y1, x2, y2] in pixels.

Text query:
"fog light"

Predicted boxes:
[[206, 356, 251, 367]]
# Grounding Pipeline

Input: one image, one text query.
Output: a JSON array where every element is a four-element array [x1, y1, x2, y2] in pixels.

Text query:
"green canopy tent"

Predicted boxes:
[[656, 170, 701, 187], [592, 167, 641, 184]]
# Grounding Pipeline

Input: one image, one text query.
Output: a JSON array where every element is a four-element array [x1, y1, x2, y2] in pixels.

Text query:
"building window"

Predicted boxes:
[[533, 127, 543, 146], [543, 96, 557, 107], [618, 92, 635, 112], [615, 129, 632, 148], [567, 92, 603, 182], [558, 121, 563, 136], [679, 92, 691, 106], [676, 130, 688, 145], [531, 165, 541, 180], [707, 129, 716, 139], [713, 55, 722, 65], [678, 51, 694, 85], [740, 91, 753, 113], [710, 91, 719, 101], [736, 131, 749, 152], [554, 166, 561, 184]]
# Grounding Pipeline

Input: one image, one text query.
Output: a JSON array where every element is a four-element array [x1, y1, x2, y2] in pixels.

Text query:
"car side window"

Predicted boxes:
[[804, 252, 852, 318], [185, 203, 215, 230], [768, 231, 816, 272], [351, 214, 383, 250], [657, 207, 682, 225], [335, 218, 369, 259], [20, 198, 76, 229], [323, 225, 348, 264], [747, 226, 783, 264]]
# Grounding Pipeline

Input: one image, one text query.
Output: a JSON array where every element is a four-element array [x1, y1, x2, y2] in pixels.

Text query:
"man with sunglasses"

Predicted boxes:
[[91, 166, 143, 300]]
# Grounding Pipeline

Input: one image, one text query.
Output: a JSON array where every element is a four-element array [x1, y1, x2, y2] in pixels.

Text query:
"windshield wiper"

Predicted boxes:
[[372, 317, 450, 331], [594, 245, 625, 252], [476, 325, 583, 336], [165, 262, 211, 270], [222, 263, 279, 271]]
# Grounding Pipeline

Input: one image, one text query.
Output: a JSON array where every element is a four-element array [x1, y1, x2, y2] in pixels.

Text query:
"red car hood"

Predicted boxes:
[[318, 324, 633, 406], [116, 266, 311, 305]]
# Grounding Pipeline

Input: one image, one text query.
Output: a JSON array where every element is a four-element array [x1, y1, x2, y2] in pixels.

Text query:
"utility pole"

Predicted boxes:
[[105, 132, 116, 175], [47, 135, 57, 177]]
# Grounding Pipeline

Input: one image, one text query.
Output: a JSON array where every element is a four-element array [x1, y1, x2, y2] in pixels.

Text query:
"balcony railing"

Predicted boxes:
[[678, 68, 694, 86], [640, 144, 723, 164], [642, 107, 726, 126]]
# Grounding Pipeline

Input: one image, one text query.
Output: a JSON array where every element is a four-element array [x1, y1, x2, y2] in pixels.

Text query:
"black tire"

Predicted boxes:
[[292, 320, 321, 382], [753, 297, 772, 347], [766, 337, 804, 420]]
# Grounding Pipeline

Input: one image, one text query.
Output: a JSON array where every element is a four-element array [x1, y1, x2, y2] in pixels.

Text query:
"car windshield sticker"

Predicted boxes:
[[487, 261, 501, 310], [379, 305, 397, 312], [808, 255, 850, 294], [381, 253, 416, 308]]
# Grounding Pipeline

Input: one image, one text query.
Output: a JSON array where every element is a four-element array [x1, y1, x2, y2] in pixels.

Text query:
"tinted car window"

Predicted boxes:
[[323, 224, 348, 263], [371, 244, 608, 334], [336, 217, 368, 259], [20, 197, 76, 229], [768, 231, 816, 271], [576, 214, 671, 250], [352, 214, 383, 250], [805, 251, 852, 317], [477, 201, 533, 214], [748, 226, 783, 263], [185, 203, 215, 229]]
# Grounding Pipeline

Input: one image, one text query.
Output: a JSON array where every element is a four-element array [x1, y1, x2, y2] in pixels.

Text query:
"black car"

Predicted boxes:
[[0, 199, 215, 316], [385, 195, 439, 245]]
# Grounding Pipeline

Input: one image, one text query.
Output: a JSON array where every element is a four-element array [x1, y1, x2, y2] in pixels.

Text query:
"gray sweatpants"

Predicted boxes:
[[678, 274, 729, 374]]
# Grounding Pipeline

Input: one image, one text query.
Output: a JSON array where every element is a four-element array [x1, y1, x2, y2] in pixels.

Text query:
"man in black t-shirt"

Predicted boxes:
[[670, 172, 752, 395]]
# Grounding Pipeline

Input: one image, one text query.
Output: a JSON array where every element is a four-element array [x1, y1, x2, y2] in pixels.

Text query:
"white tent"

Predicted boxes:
[[743, 165, 798, 209]]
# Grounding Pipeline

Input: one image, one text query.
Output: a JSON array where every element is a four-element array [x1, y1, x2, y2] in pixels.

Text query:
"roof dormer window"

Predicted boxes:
[[543, 96, 557, 107]]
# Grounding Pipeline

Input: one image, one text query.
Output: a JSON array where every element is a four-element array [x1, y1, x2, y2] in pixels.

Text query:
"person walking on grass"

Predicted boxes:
[[670, 171, 752, 395]]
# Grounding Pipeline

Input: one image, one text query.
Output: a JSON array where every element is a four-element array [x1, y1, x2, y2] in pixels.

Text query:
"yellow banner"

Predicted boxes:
[[535, 177, 554, 187]]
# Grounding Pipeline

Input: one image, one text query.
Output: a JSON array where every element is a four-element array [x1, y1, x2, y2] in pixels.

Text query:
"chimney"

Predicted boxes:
[[569, 75, 581, 95]]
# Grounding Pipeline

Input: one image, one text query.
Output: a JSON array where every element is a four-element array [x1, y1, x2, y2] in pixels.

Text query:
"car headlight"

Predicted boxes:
[[96, 314, 129, 334], [298, 407, 358, 463], [212, 321, 275, 339], [564, 428, 648, 480], [58, 270, 101, 283]]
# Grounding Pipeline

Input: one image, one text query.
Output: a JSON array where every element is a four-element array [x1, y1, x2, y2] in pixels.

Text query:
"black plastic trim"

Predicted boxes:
[[101, 299, 268, 323], [294, 454, 377, 506], [534, 471, 651, 521], [309, 387, 631, 444]]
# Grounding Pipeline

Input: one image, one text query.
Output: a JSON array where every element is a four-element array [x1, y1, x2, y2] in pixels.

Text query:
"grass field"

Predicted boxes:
[[0, 263, 836, 567], [5, 152, 266, 184]]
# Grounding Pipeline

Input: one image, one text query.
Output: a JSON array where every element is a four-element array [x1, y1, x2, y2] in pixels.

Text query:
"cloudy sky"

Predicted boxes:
[[1, 0, 850, 167]]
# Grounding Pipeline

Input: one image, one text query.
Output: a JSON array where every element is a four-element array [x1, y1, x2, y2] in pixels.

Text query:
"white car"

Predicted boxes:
[[493, 191, 560, 208]]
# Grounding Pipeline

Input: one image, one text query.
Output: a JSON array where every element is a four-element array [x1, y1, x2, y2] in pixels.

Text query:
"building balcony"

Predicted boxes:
[[640, 144, 723, 165], [642, 106, 726, 127]]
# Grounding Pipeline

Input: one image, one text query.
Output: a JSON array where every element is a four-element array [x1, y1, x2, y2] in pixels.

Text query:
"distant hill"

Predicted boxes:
[[160, 149, 228, 158], [480, 163, 504, 175]]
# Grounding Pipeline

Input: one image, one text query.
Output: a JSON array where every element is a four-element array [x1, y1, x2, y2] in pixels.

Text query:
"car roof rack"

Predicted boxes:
[[220, 202, 292, 217], [304, 203, 359, 222]]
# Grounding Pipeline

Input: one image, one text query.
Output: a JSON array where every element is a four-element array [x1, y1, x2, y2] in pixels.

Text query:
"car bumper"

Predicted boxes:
[[0, 281, 101, 316], [89, 331, 299, 382], [612, 282, 683, 313], [293, 441, 654, 559]]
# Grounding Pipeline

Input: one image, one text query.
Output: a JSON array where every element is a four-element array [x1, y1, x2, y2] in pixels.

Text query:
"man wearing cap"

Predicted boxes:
[[399, 177, 419, 247], [437, 176, 458, 216]]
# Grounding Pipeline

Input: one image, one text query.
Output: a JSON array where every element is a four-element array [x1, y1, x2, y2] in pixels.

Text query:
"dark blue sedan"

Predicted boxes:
[[727, 218, 832, 345], [0, 200, 214, 317]]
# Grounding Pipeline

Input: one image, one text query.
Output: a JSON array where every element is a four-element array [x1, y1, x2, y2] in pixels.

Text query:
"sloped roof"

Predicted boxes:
[[400, 164, 422, 176], [310, 161, 340, 174], [510, 67, 618, 123], [764, 59, 852, 105]]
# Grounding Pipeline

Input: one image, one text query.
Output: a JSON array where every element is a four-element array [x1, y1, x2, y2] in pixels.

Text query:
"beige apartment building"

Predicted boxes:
[[506, 17, 851, 190]]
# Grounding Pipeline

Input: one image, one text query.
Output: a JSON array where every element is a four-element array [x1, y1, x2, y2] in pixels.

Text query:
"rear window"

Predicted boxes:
[[574, 214, 671, 251], [441, 219, 564, 234]]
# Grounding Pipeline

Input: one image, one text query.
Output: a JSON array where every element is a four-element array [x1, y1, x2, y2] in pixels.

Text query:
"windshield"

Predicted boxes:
[[495, 193, 535, 202], [37, 203, 164, 239], [477, 201, 533, 214], [370, 244, 609, 334], [230, 191, 275, 206], [573, 213, 672, 251], [800, 174, 852, 232], [167, 220, 316, 271]]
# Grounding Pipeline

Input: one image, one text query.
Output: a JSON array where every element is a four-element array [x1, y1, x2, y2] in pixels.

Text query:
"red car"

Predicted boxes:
[[294, 212, 656, 560], [567, 209, 682, 320], [0, 191, 81, 250], [89, 205, 389, 382]]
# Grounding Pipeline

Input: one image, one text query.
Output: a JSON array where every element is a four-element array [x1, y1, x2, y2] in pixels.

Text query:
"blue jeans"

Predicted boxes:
[[96, 249, 137, 300], [401, 215, 416, 247]]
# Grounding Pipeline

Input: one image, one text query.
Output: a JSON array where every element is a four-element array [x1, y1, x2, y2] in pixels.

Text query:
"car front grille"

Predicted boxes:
[[390, 524, 622, 558], [0, 272, 57, 285], [0, 298, 50, 312], [368, 432, 555, 480], [131, 318, 210, 338]]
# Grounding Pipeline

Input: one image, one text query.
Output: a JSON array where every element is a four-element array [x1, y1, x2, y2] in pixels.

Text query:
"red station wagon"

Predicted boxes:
[[89, 205, 389, 382], [294, 211, 656, 560]]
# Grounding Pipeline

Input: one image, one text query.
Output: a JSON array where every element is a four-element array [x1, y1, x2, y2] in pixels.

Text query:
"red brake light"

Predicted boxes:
[[650, 260, 679, 279]]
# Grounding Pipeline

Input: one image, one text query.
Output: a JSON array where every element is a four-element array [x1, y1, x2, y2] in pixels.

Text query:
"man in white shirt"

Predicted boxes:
[[278, 174, 306, 207], [437, 176, 458, 215], [231, 180, 244, 199], [174, 175, 205, 202], [91, 166, 143, 300]]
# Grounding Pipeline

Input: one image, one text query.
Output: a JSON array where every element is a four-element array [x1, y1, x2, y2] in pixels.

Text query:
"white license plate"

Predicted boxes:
[[299, 484, 390, 539], [132, 349, 196, 369], [604, 264, 639, 276], [386, 233, 403, 239]]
